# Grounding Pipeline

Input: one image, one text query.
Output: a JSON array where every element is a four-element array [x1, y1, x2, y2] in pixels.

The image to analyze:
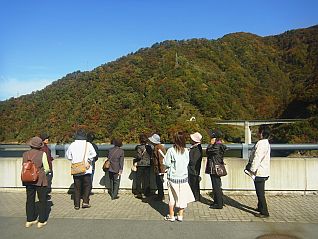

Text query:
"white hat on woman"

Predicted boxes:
[[190, 132, 202, 143], [148, 134, 161, 144]]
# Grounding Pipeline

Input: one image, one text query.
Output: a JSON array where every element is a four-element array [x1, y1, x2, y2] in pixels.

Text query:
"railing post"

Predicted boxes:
[[49, 144, 57, 158], [242, 143, 249, 159]]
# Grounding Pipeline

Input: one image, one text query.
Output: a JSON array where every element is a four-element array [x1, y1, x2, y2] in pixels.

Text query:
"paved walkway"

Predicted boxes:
[[1, 190, 318, 223]]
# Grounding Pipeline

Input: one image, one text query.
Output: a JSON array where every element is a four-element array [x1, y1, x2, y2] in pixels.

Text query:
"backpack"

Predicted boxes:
[[21, 153, 39, 183]]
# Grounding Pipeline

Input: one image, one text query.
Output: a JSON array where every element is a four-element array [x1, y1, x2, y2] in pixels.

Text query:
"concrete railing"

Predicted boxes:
[[0, 157, 317, 192]]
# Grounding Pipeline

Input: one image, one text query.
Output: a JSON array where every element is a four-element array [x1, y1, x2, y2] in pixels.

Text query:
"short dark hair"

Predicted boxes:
[[75, 129, 87, 140], [40, 132, 50, 141], [87, 132, 95, 142], [209, 129, 222, 140], [259, 125, 270, 139], [139, 133, 148, 144], [112, 138, 123, 147]]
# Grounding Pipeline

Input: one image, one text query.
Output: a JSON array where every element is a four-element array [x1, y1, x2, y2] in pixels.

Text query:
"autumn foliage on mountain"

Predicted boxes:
[[0, 25, 317, 144]]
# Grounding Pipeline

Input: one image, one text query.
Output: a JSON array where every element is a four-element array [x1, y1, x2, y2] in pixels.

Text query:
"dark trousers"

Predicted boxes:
[[210, 174, 223, 208], [73, 174, 92, 207], [189, 174, 200, 201], [155, 174, 164, 198], [254, 177, 269, 216], [136, 166, 151, 196], [109, 171, 121, 199], [26, 185, 47, 223], [47, 172, 53, 195]]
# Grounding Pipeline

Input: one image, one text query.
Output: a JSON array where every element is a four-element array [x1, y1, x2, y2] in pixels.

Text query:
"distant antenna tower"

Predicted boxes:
[[175, 52, 179, 68]]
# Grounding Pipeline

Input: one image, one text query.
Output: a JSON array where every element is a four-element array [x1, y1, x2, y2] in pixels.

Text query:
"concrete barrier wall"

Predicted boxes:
[[0, 157, 317, 191]]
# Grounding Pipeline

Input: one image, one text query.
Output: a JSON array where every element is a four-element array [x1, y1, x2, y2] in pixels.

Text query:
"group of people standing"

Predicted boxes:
[[22, 125, 271, 227]]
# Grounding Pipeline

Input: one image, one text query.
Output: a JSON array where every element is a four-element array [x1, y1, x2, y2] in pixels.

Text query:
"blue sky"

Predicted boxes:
[[0, 0, 317, 101]]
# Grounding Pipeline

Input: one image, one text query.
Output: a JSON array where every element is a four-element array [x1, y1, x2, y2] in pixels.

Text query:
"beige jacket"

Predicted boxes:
[[250, 139, 270, 177]]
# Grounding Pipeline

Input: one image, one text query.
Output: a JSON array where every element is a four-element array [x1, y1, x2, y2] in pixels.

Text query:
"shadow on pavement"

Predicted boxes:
[[67, 183, 74, 200], [142, 196, 169, 217], [199, 195, 213, 205], [200, 192, 257, 215], [223, 195, 258, 215]]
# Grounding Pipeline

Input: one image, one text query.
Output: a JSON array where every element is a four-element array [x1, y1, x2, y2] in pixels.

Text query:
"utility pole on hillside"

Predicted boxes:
[[175, 52, 179, 68]]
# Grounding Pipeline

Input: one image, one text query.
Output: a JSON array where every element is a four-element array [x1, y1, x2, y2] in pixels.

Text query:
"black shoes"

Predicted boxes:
[[254, 213, 269, 218], [209, 204, 223, 209], [209, 202, 224, 209], [112, 196, 119, 200], [135, 194, 146, 199], [154, 196, 165, 201]]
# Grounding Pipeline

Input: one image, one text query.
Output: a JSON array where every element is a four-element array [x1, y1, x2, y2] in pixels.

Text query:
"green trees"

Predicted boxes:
[[0, 25, 317, 144]]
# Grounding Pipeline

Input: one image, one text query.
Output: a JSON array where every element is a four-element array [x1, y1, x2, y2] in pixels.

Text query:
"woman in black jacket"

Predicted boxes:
[[188, 132, 203, 201], [205, 130, 227, 209]]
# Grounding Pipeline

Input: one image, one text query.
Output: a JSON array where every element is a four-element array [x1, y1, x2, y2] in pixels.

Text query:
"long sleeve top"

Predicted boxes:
[[188, 144, 202, 176], [66, 140, 97, 175], [153, 144, 166, 174], [41, 144, 53, 171], [250, 139, 271, 177], [164, 147, 189, 183], [108, 146, 125, 174]]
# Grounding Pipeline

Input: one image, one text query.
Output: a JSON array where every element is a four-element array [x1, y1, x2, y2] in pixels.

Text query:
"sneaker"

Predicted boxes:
[[74, 206, 80, 210], [82, 203, 91, 208], [164, 214, 176, 222], [25, 220, 38, 228], [176, 215, 183, 222], [37, 221, 47, 228]]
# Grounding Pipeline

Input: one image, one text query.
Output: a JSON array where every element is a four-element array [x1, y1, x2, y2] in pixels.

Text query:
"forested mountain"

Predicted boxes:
[[1, 25, 317, 144]]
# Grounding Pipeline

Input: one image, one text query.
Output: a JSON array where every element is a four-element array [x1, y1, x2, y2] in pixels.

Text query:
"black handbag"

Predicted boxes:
[[214, 163, 227, 177], [211, 157, 227, 177]]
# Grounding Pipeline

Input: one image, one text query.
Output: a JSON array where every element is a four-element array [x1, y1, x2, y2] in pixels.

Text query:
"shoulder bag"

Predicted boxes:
[[71, 143, 87, 175], [212, 157, 227, 177], [103, 148, 119, 172], [102, 158, 111, 172], [214, 163, 227, 177]]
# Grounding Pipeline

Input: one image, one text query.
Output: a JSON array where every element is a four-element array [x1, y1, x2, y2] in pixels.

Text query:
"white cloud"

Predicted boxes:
[[0, 77, 54, 101]]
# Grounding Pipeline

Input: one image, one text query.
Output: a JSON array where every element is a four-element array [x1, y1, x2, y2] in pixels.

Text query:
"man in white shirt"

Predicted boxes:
[[66, 129, 96, 210]]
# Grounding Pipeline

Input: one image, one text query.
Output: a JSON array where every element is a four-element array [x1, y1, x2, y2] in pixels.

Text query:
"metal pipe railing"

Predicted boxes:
[[1, 143, 317, 159], [1, 143, 317, 150]]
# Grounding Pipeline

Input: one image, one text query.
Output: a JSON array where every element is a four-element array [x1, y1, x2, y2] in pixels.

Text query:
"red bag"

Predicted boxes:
[[21, 158, 39, 183]]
